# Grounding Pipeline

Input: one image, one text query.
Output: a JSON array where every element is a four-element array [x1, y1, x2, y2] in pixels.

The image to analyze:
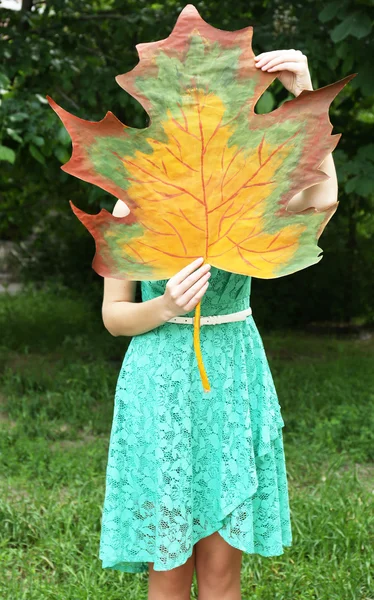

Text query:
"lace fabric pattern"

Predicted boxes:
[[99, 266, 292, 573]]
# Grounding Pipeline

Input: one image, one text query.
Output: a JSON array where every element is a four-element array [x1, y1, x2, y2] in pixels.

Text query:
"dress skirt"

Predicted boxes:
[[98, 304, 293, 573]]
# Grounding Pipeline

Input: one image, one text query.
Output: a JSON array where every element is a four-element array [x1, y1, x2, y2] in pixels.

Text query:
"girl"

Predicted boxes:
[[99, 50, 338, 600]]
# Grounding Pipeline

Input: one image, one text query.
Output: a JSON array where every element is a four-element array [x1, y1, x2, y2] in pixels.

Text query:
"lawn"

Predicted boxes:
[[0, 283, 373, 600]]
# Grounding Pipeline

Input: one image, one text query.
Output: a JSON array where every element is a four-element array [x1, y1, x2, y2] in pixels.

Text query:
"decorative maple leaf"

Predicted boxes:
[[46, 3, 356, 392]]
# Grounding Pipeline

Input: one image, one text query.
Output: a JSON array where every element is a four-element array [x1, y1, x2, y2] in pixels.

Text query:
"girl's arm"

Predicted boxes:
[[254, 50, 339, 212], [102, 200, 173, 337], [286, 152, 338, 212], [102, 277, 171, 337]]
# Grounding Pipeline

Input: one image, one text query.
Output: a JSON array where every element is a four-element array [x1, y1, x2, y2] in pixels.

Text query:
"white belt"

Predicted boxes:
[[167, 306, 252, 325]]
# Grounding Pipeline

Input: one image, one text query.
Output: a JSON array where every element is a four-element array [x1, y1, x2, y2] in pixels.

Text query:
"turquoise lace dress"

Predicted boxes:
[[99, 266, 292, 573]]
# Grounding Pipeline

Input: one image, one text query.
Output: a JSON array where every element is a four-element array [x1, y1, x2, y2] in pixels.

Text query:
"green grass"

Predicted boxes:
[[0, 283, 373, 599]]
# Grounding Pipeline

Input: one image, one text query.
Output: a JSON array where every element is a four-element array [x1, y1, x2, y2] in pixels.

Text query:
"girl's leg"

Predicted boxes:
[[148, 545, 196, 600], [195, 531, 243, 600]]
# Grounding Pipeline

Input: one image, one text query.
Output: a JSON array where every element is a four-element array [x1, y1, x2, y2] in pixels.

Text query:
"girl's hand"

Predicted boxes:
[[254, 49, 314, 97], [161, 257, 211, 319]]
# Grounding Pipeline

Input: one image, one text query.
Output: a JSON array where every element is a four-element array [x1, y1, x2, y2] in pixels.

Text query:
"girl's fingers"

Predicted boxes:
[[255, 50, 301, 68], [266, 62, 303, 72], [171, 257, 204, 285], [174, 260, 211, 296], [255, 50, 293, 61], [184, 281, 210, 312], [255, 51, 288, 66], [257, 56, 298, 69], [180, 271, 211, 307]]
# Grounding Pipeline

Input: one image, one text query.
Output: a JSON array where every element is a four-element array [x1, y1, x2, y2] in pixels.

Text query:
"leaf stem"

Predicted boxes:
[[193, 300, 211, 393]]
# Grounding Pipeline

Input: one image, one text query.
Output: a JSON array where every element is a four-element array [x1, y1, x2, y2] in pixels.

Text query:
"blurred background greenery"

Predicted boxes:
[[0, 1, 373, 599]]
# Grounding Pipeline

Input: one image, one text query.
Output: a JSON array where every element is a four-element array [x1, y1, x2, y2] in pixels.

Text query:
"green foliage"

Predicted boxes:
[[9, 209, 103, 292], [0, 281, 98, 352], [335, 144, 374, 197]]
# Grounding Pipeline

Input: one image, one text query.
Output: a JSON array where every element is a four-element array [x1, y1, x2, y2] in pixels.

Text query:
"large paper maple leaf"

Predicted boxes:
[[46, 3, 356, 392]]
